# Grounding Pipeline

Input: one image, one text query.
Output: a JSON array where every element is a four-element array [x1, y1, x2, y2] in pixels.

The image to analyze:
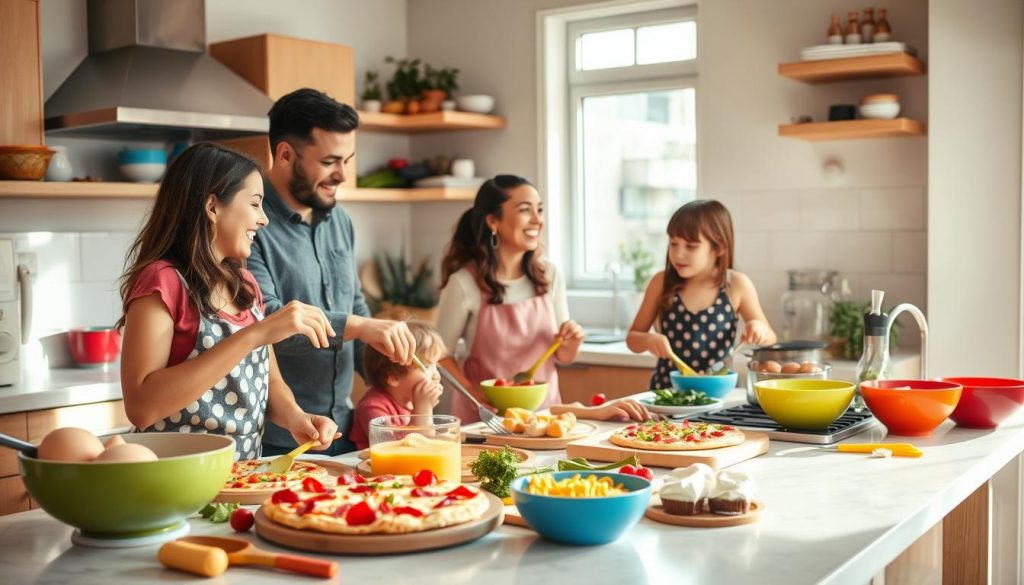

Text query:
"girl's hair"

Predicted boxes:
[[440, 175, 549, 304], [659, 199, 735, 311], [117, 143, 262, 327], [362, 319, 447, 388]]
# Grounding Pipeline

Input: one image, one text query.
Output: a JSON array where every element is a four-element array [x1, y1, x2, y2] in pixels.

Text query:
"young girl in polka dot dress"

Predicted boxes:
[[117, 144, 340, 460], [627, 200, 777, 390]]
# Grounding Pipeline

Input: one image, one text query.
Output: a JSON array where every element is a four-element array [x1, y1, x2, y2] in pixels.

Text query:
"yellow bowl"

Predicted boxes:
[[754, 379, 855, 429], [480, 379, 549, 413]]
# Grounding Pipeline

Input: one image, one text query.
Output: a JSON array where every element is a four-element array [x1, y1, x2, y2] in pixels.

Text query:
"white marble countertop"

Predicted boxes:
[[1, 388, 1021, 585], [0, 364, 121, 415]]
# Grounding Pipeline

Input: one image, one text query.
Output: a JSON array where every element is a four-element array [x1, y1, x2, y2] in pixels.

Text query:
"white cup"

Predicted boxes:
[[451, 159, 475, 179]]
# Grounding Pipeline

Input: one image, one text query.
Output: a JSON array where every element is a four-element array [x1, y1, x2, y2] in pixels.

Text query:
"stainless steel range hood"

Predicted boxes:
[[44, 0, 272, 140]]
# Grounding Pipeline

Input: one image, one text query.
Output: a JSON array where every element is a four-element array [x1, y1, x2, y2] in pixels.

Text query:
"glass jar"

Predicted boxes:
[[781, 270, 847, 342]]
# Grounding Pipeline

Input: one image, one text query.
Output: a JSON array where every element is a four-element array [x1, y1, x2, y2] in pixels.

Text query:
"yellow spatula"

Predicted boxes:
[[513, 340, 562, 383], [669, 352, 699, 377], [825, 443, 923, 458]]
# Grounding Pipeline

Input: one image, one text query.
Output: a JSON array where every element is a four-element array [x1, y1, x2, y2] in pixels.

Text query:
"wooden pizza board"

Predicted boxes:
[[355, 444, 537, 483], [478, 421, 600, 450], [502, 503, 529, 528], [565, 430, 769, 470], [253, 492, 505, 555], [214, 459, 356, 505], [645, 498, 763, 528]]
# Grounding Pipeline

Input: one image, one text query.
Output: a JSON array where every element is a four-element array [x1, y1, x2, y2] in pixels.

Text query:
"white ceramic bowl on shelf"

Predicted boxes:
[[119, 163, 166, 183], [858, 102, 901, 120], [456, 95, 495, 114]]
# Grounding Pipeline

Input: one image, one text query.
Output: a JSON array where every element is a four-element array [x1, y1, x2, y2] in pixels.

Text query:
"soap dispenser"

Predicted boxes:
[[854, 290, 892, 411]]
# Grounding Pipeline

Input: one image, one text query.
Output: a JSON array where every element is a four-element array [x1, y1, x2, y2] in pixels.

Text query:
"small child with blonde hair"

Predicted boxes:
[[349, 319, 446, 450]]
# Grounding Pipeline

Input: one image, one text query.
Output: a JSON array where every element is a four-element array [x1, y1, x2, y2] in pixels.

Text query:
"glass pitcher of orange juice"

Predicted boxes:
[[368, 414, 461, 482]]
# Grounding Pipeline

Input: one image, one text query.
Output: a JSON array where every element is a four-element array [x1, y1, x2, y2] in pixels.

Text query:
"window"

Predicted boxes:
[[564, 6, 697, 288]]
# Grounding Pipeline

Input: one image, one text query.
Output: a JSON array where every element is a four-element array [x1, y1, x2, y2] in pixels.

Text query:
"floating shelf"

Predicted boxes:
[[0, 181, 476, 203], [357, 110, 506, 133], [778, 53, 925, 84], [778, 118, 926, 141]]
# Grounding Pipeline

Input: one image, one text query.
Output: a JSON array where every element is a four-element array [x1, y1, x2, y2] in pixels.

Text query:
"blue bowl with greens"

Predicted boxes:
[[669, 369, 738, 399]]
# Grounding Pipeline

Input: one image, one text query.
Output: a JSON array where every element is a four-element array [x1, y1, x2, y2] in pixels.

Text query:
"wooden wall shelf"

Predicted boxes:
[[0, 181, 475, 203], [778, 53, 925, 84], [357, 110, 506, 133], [778, 118, 926, 141]]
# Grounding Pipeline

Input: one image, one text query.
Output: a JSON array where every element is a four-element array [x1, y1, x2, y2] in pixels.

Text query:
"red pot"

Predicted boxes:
[[940, 377, 1024, 429], [68, 328, 121, 366]]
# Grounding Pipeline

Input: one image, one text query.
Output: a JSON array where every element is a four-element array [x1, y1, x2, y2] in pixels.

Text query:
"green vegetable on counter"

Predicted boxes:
[[197, 502, 239, 523], [651, 388, 716, 407], [469, 446, 552, 499], [557, 454, 639, 472]]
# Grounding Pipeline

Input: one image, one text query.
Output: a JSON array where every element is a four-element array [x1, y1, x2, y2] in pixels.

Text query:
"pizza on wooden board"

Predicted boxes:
[[609, 420, 745, 451], [221, 460, 330, 492], [262, 471, 490, 535]]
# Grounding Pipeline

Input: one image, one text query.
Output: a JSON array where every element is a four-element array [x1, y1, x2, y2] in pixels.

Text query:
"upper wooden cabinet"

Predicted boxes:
[[209, 34, 356, 182], [0, 0, 44, 146]]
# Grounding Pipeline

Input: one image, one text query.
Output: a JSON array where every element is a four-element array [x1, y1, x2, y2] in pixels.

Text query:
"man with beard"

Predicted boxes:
[[248, 88, 416, 456]]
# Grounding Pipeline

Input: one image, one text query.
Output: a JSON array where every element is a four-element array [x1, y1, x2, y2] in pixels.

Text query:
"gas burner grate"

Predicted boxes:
[[690, 404, 878, 445]]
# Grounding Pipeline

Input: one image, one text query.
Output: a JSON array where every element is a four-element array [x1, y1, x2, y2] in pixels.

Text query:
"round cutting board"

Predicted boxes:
[[645, 500, 763, 528], [481, 421, 600, 450], [214, 459, 356, 505], [253, 492, 505, 555], [356, 444, 537, 482]]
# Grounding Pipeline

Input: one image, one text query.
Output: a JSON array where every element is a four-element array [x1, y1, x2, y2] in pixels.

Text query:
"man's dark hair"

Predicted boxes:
[[268, 88, 359, 151]]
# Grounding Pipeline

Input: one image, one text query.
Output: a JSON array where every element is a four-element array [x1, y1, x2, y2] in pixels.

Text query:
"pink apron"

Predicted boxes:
[[454, 292, 561, 423]]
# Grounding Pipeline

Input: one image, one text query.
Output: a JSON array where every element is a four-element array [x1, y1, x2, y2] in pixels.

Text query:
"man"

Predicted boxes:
[[248, 88, 415, 456]]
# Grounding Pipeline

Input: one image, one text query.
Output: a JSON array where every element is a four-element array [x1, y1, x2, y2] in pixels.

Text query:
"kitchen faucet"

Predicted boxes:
[[883, 303, 929, 379]]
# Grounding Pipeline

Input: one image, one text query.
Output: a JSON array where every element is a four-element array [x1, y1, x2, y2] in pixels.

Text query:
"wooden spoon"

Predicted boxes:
[[161, 536, 337, 578], [513, 340, 562, 383], [669, 352, 699, 377]]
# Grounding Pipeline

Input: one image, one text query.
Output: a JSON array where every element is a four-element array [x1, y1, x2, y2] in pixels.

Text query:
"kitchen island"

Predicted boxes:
[[0, 389, 1019, 584]]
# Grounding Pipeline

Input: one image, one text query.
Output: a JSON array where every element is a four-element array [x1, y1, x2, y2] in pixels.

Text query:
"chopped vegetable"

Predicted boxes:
[[651, 389, 716, 407], [557, 454, 639, 472], [197, 502, 239, 523]]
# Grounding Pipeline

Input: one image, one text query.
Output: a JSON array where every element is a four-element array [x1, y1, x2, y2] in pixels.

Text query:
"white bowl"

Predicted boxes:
[[456, 95, 495, 114], [120, 162, 166, 183], [858, 102, 901, 120]]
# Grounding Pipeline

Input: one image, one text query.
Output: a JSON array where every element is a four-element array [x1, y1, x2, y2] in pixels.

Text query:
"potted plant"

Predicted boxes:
[[829, 300, 901, 360], [619, 239, 656, 292], [360, 70, 383, 113], [362, 252, 439, 323], [421, 64, 460, 112], [384, 56, 424, 115]]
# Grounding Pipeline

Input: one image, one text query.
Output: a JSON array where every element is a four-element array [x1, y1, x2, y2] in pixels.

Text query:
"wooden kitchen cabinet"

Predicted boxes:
[[556, 364, 651, 405], [209, 34, 356, 184], [0, 0, 44, 146]]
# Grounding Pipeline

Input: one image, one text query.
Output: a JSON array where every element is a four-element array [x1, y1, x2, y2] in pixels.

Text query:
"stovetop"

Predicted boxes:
[[689, 404, 879, 445]]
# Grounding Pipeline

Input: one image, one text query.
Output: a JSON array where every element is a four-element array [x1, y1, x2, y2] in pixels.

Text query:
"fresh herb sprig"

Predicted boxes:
[[469, 446, 552, 499]]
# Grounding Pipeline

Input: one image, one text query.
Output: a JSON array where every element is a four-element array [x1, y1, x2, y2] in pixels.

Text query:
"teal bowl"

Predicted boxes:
[[511, 471, 651, 545], [19, 433, 234, 539], [669, 370, 739, 400]]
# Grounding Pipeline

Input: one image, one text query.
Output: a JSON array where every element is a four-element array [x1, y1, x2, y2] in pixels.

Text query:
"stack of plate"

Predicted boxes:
[[800, 42, 916, 61], [413, 175, 486, 189]]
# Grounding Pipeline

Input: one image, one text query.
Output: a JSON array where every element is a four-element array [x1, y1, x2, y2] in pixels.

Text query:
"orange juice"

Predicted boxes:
[[369, 432, 461, 482]]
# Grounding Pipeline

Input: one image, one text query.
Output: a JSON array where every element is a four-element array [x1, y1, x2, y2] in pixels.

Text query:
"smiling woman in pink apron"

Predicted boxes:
[[434, 175, 585, 422], [117, 143, 339, 459]]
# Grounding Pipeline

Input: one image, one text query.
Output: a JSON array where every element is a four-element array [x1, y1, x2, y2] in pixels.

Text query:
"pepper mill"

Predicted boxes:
[[861, 8, 876, 43], [874, 8, 892, 42], [844, 11, 862, 45], [827, 13, 843, 45]]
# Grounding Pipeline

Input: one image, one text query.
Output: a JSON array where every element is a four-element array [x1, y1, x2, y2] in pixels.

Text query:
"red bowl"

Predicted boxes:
[[939, 377, 1024, 429], [67, 328, 121, 366], [859, 379, 962, 437]]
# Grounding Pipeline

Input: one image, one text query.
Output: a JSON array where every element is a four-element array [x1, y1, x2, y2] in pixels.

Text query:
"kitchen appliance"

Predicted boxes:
[[781, 270, 847, 342], [748, 340, 827, 366], [0, 239, 32, 387], [690, 405, 878, 445]]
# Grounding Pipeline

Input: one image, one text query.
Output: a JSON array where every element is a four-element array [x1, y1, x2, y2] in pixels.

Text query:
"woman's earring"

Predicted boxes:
[[490, 231, 499, 250], [211, 222, 218, 243]]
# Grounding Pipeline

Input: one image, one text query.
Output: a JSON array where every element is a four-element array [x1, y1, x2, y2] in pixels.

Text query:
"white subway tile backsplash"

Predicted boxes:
[[827, 232, 893, 272], [80, 233, 134, 284], [765, 233, 828, 271], [743, 270, 789, 329], [732, 191, 802, 232], [892, 231, 927, 273], [734, 231, 770, 272], [800, 190, 860, 231], [67, 282, 119, 328], [861, 188, 926, 230]]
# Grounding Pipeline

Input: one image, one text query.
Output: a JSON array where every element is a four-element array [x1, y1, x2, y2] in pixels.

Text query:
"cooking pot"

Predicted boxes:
[[747, 340, 827, 365]]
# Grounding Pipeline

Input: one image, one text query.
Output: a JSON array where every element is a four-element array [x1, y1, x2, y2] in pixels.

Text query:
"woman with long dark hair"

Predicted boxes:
[[435, 175, 585, 422], [118, 143, 339, 459]]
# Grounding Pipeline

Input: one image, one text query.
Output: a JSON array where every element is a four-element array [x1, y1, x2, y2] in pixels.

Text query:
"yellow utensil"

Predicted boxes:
[[260, 439, 319, 475], [669, 353, 699, 377], [827, 443, 923, 458], [412, 354, 428, 372], [513, 340, 562, 383], [160, 536, 338, 578]]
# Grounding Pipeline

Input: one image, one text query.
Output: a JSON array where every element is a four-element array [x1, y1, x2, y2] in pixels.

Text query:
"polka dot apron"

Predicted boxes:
[[649, 286, 737, 390], [140, 277, 269, 460]]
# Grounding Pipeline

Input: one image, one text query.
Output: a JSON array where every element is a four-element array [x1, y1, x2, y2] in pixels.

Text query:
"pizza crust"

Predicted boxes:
[[609, 421, 745, 452], [220, 460, 330, 493], [609, 432, 743, 451]]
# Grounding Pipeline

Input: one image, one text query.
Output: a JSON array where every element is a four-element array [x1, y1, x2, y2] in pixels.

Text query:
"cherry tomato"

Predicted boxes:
[[230, 508, 254, 532], [619, 464, 637, 476], [413, 469, 438, 487], [493, 379, 508, 387], [634, 466, 655, 481], [270, 489, 299, 504], [345, 501, 377, 526], [387, 158, 409, 170], [590, 393, 607, 406]]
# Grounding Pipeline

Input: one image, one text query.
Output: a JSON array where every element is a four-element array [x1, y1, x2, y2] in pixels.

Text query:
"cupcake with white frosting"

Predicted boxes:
[[659, 463, 715, 515], [708, 469, 755, 515]]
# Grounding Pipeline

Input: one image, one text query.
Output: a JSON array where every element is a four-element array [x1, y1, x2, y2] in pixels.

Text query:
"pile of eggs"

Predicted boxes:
[[36, 427, 159, 463], [749, 360, 823, 374]]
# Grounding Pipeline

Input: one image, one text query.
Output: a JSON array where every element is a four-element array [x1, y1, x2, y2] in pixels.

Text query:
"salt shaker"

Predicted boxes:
[[874, 8, 892, 42], [844, 11, 862, 45], [827, 13, 843, 45], [861, 8, 875, 43]]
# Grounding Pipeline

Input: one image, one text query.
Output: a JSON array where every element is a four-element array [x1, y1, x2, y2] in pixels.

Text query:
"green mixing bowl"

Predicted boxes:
[[480, 379, 549, 413], [19, 432, 234, 539]]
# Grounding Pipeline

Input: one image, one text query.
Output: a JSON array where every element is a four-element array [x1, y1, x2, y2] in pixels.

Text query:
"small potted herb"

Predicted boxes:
[[362, 252, 439, 323], [384, 56, 424, 115], [360, 70, 383, 113]]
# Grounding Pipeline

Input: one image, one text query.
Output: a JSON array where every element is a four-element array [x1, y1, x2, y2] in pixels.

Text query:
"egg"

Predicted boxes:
[[762, 360, 782, 373], [103, 435, 126, 449], [781, 362, 802, 374], [94, 443, 159, 463], [798, 362, 821, 374], [37, 427, 105, 462]]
